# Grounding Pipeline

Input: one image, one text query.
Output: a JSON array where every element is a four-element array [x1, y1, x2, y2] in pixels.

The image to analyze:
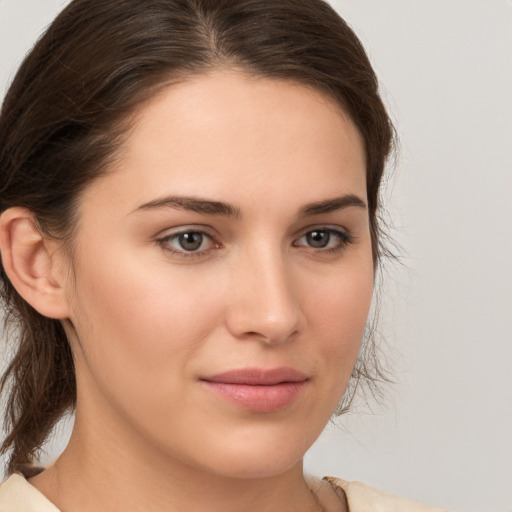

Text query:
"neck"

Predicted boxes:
[[29, 415, 323, 512]]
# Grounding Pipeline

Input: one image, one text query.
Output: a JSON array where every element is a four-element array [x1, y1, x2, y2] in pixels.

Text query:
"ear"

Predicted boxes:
[[0, 207, 70, 319]]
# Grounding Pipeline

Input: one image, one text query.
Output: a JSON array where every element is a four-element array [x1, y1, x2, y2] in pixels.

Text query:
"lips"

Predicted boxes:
[[200, 367, 308, 413]]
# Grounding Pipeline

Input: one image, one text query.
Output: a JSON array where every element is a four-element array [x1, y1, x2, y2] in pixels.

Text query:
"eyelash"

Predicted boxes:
[[156, 227, 354, 259]]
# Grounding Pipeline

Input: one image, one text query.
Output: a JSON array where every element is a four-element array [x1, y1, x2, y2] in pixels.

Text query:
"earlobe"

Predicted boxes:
[[0, 207, 70, 319]]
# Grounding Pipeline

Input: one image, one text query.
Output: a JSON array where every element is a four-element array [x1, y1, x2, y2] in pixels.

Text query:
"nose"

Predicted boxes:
[[225, 248, 301, 345]]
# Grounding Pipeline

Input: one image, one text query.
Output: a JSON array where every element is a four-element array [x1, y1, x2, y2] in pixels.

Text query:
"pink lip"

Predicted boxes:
[[200, 367, 308, 413]]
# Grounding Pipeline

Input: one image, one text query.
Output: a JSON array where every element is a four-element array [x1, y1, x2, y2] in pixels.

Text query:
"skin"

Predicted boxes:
[[3, 69, 373, 511]]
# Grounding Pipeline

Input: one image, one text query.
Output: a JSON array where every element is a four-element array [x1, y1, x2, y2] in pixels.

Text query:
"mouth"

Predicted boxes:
[[199, 367, 308, 413]]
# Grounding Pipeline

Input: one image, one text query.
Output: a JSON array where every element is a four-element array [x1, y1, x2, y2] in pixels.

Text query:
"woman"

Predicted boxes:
[[0, 0, 449, 510]]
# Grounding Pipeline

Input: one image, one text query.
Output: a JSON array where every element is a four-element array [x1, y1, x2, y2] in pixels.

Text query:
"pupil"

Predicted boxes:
[[307, 230, 330, 248], [179, 232, 203, 251]]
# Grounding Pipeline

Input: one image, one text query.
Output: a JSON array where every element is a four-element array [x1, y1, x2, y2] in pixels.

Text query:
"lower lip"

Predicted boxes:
[[201, 381, 306, 413]]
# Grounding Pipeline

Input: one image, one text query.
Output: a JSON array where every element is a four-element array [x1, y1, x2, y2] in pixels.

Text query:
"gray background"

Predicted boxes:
[[1, 1, 511, 511]]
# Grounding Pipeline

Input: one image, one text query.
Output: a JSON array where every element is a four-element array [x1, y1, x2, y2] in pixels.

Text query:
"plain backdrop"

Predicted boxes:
[[1, 1, 511, 511]]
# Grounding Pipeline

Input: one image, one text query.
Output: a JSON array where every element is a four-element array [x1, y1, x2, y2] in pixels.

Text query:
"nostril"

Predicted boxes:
[[240, 328, 299, 345]]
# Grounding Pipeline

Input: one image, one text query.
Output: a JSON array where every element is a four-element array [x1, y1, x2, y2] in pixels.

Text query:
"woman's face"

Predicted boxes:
[[62, 69, 373, 478]]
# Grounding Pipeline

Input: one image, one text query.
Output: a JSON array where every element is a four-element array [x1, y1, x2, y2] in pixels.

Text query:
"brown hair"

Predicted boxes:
[[0, 0, 394, 476]]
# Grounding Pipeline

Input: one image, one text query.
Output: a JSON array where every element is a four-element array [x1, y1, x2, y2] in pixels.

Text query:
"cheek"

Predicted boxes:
[[302, 259, 374, 393], [68, 245, 225, 394], [307, 263, 373, 344]]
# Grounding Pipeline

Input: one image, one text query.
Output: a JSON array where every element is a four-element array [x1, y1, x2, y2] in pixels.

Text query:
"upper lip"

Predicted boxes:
[[200, 367, 308, 385]]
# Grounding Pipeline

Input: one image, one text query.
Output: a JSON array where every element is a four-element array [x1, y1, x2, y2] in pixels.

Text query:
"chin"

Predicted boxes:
[[206, 451, 304, 480], [184, 427, 314, 480]]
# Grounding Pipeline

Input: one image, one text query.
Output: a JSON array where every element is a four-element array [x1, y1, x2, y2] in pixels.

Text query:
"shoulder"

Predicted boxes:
[[324, 477, 452, 512], [0, 473, 60, 512]]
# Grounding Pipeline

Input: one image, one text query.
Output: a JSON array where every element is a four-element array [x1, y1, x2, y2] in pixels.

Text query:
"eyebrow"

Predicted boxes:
[[300, 194, 367, 216], [132, 193, 366, 218], [133, 195, 241, 219]]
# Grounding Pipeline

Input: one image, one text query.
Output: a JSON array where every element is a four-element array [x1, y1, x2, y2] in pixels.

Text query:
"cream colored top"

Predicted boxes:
[[0, 473, 450, 512]]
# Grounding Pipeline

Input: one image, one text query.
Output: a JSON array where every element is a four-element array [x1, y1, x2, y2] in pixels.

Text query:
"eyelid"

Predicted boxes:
[[154, 223, 217, 238]]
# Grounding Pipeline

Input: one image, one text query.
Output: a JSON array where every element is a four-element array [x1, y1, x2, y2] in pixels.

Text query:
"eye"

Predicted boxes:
[[175, 231, 205, 251], [157, 229, 218, 257], [294, 228, 352, 252], [304, 230, 332, 248]]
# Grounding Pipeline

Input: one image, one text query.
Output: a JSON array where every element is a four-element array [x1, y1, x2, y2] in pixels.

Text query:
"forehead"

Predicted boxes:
[[84, 69, 367, 214]]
